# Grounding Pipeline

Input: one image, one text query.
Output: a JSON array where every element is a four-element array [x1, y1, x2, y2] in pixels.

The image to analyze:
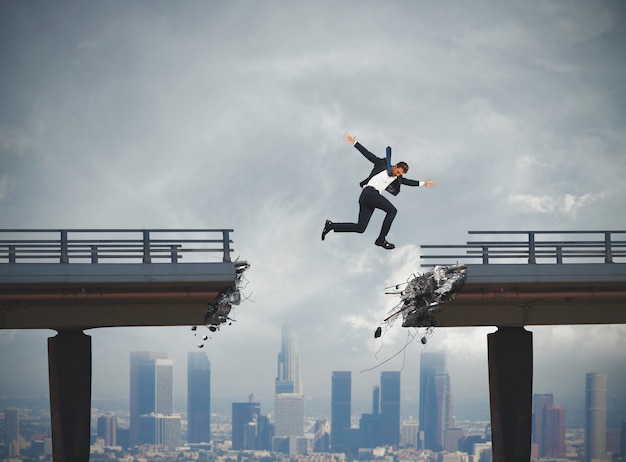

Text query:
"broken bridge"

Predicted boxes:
[[417, 230, 626, 462], [0, 228, 248, 462]]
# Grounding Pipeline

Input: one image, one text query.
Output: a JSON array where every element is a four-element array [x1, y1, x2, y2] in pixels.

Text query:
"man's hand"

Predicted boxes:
[[423, 179, 435, 188], [343, 131, 356, 144]]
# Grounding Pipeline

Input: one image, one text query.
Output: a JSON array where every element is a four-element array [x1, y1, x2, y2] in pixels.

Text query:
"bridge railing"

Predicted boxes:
[[0, 229, 234, 264], [421, 230, 626, 266]]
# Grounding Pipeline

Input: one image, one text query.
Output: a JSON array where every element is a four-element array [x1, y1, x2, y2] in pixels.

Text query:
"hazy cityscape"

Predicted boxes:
[[1, 324, 625, 462]]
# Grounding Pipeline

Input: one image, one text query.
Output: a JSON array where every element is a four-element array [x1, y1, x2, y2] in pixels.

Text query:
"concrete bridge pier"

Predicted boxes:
[[48, 329, 92, 462], [488, 326, 533, 462]]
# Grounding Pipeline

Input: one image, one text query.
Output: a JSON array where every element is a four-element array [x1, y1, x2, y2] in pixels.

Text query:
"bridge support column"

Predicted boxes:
[[487, 326, 532, 462], [48, 329, 92, 462]]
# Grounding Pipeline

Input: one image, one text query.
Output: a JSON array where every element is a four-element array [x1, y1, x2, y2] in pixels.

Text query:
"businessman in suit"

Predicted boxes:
[[322, 132, 434, 250]]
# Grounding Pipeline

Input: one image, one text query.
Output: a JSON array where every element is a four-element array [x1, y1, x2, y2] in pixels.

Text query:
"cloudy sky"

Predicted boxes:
[[1, 0, 625, 423]]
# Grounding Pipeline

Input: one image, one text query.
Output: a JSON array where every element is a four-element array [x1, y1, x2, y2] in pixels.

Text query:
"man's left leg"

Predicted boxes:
[[373, 195, 397, 249]]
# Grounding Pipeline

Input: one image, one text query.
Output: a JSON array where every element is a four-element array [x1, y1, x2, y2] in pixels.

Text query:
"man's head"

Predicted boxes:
[[391, 162, 409, 176]]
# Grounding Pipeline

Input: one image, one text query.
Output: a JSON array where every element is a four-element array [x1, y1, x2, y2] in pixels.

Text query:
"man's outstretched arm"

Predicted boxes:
[[401, 177, 435, 187], [343, 131, 379, 164]]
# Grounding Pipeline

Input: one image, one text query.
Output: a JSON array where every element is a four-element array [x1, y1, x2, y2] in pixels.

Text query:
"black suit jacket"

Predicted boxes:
[[354, 142, 420, 196]]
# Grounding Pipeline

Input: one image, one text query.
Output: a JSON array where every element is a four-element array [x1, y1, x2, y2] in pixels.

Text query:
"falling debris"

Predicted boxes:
[[376, 264, 467, 339], [193, 260, 251, 348], [374, 326, 382, 338]]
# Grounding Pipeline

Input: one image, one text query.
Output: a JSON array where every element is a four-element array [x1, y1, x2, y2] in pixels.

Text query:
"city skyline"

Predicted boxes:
[[2, 357, 625, 460]]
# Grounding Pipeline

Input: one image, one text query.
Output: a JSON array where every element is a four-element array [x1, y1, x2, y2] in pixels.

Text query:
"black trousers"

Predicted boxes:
[[332, 187, 397, 240]]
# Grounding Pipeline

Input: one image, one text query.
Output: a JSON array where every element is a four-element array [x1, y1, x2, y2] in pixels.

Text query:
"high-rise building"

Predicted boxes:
[[273, 324, 304, 442], [187, 351, 211, 444], [153, 358, 174, 415], [232, 401, 261, 450], [400, 420, 419, 448], [256, 414, 274, 451], [543, 404, 566, 458], [4, 408, 19, 457], [585, 372, 607, 462], [372, 386, 380, 415], [420, 351, 454, 452], [331, 371, 351, 452], [380, 371, 401, 446], [130, 352, 178, 446], [139, 414, 181, 447], [360, 385, 383, 449], [474, 442, 493, 462], [533, 393, 554, 456], [313, 420, 330, 452], [275, 324, 302, 395], [274, 394, 304, 437], [130, 351, 168, 446], [97, 414, 117, 447], [444, 428, 464, 452]]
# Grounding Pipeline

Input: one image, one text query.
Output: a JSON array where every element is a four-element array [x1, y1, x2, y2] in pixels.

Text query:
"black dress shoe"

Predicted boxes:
[[321, 220, 333, 241], [375, 238, 395, 249]]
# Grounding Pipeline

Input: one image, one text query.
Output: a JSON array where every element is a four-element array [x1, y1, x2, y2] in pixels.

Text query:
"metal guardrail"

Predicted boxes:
[[0, 229, 234, 263], [421, 230, 626, 265]]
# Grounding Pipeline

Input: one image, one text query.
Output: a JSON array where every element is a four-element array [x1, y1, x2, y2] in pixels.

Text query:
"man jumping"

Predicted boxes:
[[321, 131, 434, 250]]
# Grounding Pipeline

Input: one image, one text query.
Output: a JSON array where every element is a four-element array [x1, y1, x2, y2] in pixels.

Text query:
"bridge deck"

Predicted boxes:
[[435, 263, 626, 327], [0, 229, 244, 329], [419, 230, 626, 327]]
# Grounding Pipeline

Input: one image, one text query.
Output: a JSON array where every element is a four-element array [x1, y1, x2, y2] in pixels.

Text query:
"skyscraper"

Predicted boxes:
[[400, 420, 419, 448], [4, 408, 19, 457], [585, 372, 607, 462], [274, 324, 304, 442], [274, 394, 305, 437], [138, 414, 181, 447], [232, 401, 261, 450], [543, 404, 566, 458], [380, 371, 401, 446], [360, 385, 383, 449], [153, 358, 174, 415], [187, 351, 211, 444], [130, 351, 168, 446], [97, 414, 117, 446], [313, 420, 330, 452], [372, 386, 380, 415], [275, 324, 302, 395], [130, 352, 178, 446], [533, 393, 554, 456], [331, 371, 351, 452], [419, 351, 454, 452]]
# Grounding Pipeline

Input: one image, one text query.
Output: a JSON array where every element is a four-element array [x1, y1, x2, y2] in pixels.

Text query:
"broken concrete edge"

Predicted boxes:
[[376, 265, 468, 339], [199, 261, 250, 334]]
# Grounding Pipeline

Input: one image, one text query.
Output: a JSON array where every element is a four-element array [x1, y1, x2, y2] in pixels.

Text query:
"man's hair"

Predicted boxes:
[[397, 161, 409, 174]]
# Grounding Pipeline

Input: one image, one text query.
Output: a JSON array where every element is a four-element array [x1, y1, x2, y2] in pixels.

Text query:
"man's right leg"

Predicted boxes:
[[327, 189, 376, 234]]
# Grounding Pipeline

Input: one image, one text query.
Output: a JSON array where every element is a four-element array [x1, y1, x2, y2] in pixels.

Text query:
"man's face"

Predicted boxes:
[[391, 165, 406, 177]]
